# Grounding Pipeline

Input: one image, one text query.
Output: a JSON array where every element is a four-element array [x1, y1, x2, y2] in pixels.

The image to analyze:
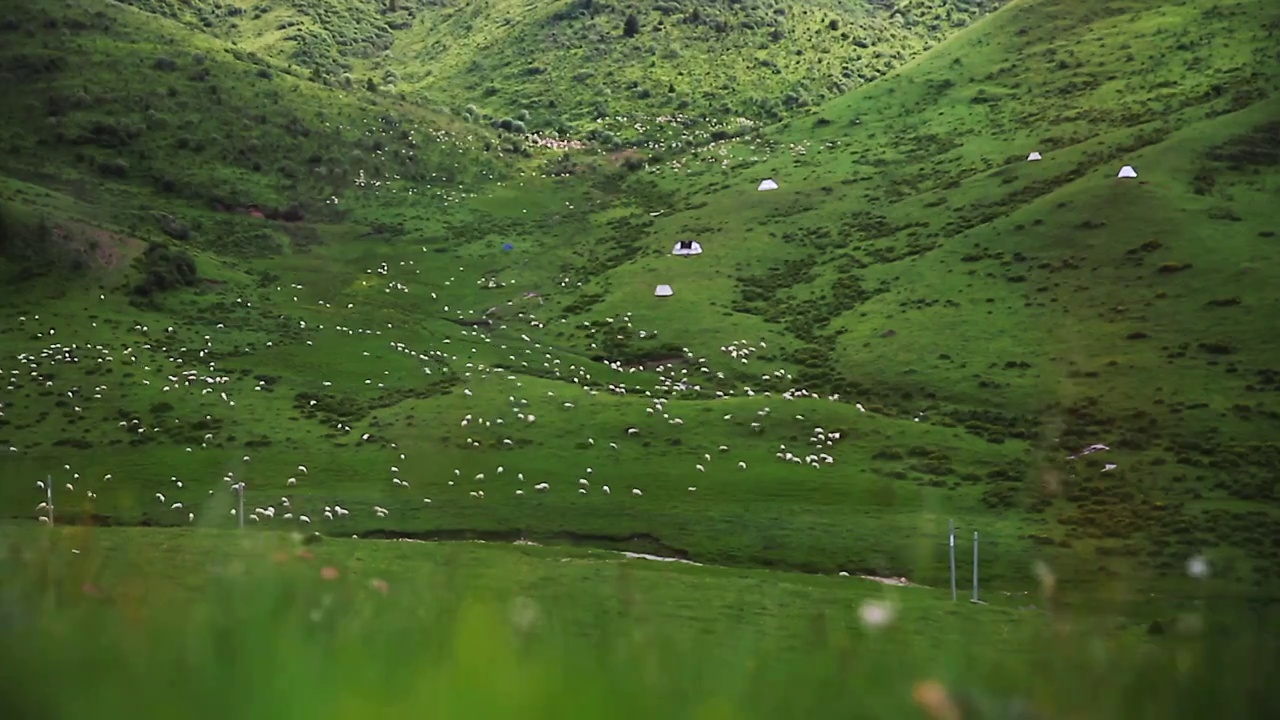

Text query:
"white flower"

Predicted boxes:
[[509, 596, 540, 632], [858, 599, 897, 629], [1186, 554, 1210, 579]]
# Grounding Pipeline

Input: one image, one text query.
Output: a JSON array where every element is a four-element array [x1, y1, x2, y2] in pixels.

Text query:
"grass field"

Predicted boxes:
[[2, 524, 1277, 719], [0, 0, 1279, 714]]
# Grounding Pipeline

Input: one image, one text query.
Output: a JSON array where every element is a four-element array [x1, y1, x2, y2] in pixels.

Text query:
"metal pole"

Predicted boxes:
[[972, 531, 979, 602], [47, 475, 53, 526], [949, 519, 957, 601]]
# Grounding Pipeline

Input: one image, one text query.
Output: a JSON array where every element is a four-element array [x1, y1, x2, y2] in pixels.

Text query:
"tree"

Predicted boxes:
[[623, 13, 640, 38]]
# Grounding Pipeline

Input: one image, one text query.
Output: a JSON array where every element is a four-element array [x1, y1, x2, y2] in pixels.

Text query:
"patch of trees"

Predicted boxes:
[[0, 204, 79, 274], [131, 242, 198, 297]]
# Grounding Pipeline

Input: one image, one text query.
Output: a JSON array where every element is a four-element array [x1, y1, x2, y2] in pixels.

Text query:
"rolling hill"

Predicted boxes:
[[0, 0, 1278, 607], [106, 0, 1008, 141]]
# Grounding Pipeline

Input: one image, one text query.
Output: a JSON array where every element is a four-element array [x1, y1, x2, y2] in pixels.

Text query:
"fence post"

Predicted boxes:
[[47, 474, 54, 526], [972, 531, 979, 602], [949, 518, 957, 602], [238, 483, 245, 529]]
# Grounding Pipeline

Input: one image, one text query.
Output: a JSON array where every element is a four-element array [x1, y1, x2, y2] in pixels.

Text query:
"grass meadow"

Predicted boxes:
[[0, 0, 1278, 716], [2, 524, 1277, 720]]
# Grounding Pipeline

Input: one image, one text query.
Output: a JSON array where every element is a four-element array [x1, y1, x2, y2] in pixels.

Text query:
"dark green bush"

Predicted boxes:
[[131, 242, 198, 297]]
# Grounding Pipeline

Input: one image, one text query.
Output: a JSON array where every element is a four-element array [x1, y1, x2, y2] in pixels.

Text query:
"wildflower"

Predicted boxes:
[[1185, 554, 1210, 579], [1032, 560, 1056, 598], [858, 599, 896, 630], [509, 596, 540, 632], [913, 680, 961, 720]]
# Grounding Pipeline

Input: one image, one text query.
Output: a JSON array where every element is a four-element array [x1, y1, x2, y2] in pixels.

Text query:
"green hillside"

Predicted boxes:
[[106, 0, 1007, 141], [0, 0, 1278, 607]]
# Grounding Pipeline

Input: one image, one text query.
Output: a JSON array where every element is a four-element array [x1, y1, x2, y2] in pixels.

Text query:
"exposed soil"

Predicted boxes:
[[51, 221, 144, 271], [211, 201, 306, 223]]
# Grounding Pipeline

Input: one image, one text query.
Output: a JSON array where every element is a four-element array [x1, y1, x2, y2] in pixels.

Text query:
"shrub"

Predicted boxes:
[[96, 158, 129, 178], [131, 242, 198, 297]]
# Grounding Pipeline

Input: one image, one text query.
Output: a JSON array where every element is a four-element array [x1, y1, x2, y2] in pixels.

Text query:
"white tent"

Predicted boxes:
[[1117, 165, 1138, 179], [757, 179, 779, 191], [1027, 152, 1042, 161], [672, 240, 702, 256], [654, 284, 674, 297]]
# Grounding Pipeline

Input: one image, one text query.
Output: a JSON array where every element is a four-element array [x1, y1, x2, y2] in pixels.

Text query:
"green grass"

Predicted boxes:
[[106, 0, 1006, 142], [1, 524, 1277, 720], [0, 0, 1278, 599], [0, 0, 1278, 713]]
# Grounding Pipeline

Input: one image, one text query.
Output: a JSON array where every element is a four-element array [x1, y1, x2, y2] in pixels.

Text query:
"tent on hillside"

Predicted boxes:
[[654, 284, 674, 297], [1027, 152, 1042, 161], [757, 179, 779, 191], [1117, 165, 1138, 179], [672, 240, 703, 256]]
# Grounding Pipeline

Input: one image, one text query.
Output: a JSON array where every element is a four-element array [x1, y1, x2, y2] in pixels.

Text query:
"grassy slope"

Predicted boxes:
[[0, 0, 1277, 608], [109, 0, 1007, 141], [607, 0, 1280, 581], [0, 0, 505, 214]]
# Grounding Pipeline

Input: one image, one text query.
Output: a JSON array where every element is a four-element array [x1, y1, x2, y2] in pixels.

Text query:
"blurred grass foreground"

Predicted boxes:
[[0, 526, 1276, 720]]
